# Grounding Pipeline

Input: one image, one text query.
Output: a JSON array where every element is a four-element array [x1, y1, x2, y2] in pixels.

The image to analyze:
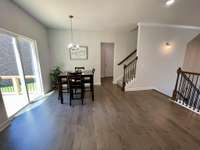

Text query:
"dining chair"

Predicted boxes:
[[58, 76, 68, 102], [75, 67, 85, 72], [68, 73, 85, 106], [83, 68, 95, 101], [84, 68, 95, 84]]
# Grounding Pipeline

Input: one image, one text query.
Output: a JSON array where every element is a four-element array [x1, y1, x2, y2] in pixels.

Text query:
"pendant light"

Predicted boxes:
[[68, 15, 79, 49]]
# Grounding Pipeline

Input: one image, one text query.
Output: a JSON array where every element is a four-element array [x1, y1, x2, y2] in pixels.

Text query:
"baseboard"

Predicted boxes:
[[0, 120, 10, 132], [153, 89, 171, 98], [113, 80, 117, 84], [125, 86, 155, 92], [94, 82, 101, 85]]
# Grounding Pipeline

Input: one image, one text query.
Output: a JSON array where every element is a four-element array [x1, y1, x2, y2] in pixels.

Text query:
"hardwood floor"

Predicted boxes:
[[0, 77, 200, 150]]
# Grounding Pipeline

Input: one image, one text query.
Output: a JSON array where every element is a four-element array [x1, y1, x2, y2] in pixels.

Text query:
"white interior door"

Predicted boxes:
[[101, 43, 114, 78]]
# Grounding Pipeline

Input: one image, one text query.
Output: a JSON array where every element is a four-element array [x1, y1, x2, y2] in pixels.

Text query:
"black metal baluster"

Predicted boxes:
[[134, 63, 136, 77], [177, 74, 183, 102], [184, 74, 191, 105], [181, 73, 187, 105], [128, 66, 130, 83], [190, 75, 198, 108], [195, 81, 200, 111], [187, 74, 195, 108]]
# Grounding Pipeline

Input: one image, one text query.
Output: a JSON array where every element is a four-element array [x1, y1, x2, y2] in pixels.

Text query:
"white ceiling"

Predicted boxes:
[[12, 0, 200, 31]]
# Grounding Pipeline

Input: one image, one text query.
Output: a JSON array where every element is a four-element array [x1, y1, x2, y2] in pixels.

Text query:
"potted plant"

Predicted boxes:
[[50, 66, 62, 89]]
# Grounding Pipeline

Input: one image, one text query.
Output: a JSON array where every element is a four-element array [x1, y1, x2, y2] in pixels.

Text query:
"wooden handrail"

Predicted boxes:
[[118, 49, 137, 66], [180, 69, 200, 76], [125, 56, 138, 68], [173, 68, 200, 99], [122, 56, 138, 91], [172, 67, 200, 112]]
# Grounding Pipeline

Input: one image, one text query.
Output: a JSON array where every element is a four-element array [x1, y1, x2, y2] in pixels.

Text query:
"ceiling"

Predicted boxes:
[[12, 0, 200, 31]]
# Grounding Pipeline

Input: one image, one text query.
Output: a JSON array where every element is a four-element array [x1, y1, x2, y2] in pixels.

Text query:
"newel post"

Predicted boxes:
[[172, 68, 182, 100], [122, 65, 126, 91]]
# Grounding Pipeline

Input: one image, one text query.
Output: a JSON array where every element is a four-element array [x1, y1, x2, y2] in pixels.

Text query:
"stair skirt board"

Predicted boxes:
[[116, 78, 136, 89], [117, 81, 123, 87], [113, 76, 123, 84], [169, 99, 200, 115]]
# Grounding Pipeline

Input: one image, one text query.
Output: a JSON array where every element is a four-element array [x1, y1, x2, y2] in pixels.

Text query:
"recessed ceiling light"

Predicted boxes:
[[166, 0, 175, 6]]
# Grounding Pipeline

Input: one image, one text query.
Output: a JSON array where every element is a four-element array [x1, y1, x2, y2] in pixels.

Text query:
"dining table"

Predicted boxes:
[[58, 70, 94, 104]]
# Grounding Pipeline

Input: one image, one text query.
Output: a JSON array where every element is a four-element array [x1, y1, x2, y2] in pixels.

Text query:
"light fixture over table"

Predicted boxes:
[[67, 15, 79, 50], [165, 0, 175, 6]]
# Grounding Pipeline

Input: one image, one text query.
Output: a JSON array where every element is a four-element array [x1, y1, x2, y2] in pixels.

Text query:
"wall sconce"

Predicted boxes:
[[165, 42, 171, 48], [161, 42, 173, 55]]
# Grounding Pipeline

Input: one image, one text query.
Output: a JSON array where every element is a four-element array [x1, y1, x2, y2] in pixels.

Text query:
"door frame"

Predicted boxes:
[[0, 27, 44, 118], [100, 42, 115, 81]]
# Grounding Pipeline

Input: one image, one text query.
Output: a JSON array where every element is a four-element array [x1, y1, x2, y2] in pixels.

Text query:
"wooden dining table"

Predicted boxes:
[[58, 70, 94, 104]]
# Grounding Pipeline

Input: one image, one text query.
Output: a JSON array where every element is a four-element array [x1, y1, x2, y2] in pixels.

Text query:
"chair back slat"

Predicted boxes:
[[75, 67, 85, 72]]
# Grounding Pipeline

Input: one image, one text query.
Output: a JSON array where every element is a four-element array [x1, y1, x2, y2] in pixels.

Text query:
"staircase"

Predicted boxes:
[[117, 50, 138, 91], [172, 68, 200, 113]]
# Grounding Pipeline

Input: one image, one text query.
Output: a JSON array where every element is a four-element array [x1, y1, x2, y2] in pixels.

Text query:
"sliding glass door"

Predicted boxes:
[[0, 33, 29, 117], [0, 30, 43, 117], [17, 37, 43, 101]]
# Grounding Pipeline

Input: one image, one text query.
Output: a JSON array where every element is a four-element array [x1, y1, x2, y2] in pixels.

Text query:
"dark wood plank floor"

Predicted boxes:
[[0, 77, 200, 150]]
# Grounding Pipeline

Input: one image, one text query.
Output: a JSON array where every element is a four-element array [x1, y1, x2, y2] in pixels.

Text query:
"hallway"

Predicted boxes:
[[0, 78, 200, 150]]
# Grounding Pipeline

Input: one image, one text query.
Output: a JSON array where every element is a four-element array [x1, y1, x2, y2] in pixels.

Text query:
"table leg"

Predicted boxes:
[[58, 78, 64, 104], [61, 90, 64, 104], [90, 76, 94, 101]]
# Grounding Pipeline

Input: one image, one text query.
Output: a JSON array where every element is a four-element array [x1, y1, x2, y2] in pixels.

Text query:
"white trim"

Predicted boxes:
[[95, 82, 101, 86], [168, 99, 200, 115], [136, 24, 141, 51], [0, 120, 10, 132], [138, 22, 200, 30], [10, 91, 55, 120], [125, 86, 155, 92], [9, 103, 30, 120], [32, 40, 45, 95], [13, 37, 31, 103], [153, 88, 171, 97], [113, 75, 123, 84]]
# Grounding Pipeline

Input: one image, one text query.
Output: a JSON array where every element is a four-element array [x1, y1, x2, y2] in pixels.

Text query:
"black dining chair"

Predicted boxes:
[[84, 68, 95, 85], [58, 76, 69, 103], [68, 73, 85, 106], [83, 68, 95, 101], [75, 67, 85, 72]]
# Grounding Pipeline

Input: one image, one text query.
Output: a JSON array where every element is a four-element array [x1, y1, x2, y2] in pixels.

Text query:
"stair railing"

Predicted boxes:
[[172, 68, 200, 112], [118, 49, 137, 66], [122, 56, 138, 91]]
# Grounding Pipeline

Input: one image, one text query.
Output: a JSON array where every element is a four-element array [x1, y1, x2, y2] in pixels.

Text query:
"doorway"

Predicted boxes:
[[0, 29, 43, 118], [101, 42, 114, 80], [183, 33, 200, 73]]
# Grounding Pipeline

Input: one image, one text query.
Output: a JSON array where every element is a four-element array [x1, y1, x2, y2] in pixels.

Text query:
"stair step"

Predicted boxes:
[[117, 80, 123, 87]]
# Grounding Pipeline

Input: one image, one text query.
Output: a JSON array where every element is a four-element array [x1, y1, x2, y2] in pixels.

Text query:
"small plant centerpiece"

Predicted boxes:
[[50, 66, 62, 89]]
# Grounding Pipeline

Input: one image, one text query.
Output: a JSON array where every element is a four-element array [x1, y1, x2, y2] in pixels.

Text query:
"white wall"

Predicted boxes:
[[48, 29, 137, 84], [127, 24, 200, 96], [0, 0, 51, 93]]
